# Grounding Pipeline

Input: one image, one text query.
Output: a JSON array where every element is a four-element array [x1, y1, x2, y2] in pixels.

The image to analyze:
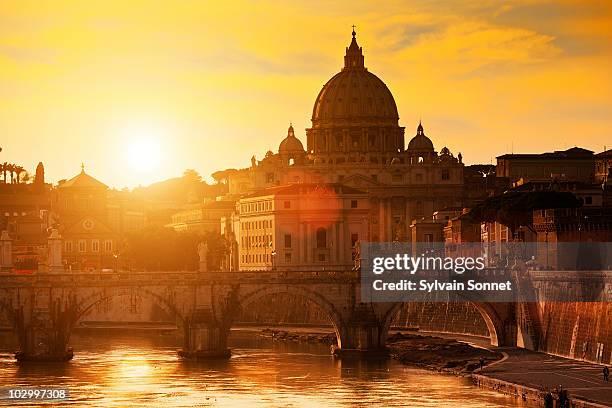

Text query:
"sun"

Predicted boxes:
[[125, 133, 162, 172]]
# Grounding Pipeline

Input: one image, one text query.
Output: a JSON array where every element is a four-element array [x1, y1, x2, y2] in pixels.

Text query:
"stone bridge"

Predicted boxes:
[[0, 269, 559, 362]]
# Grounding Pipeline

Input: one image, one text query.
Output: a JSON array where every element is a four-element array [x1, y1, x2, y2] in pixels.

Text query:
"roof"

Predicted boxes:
[[596, 149, 612, 158], [203, 200, 236, 210], [59, 170, 108, 189], [243, 183, 367, 199], [497, 146, 595, 160]]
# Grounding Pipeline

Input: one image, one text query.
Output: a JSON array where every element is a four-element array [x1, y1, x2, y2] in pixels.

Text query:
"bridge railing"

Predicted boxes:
[[0, 268, 360, 287]]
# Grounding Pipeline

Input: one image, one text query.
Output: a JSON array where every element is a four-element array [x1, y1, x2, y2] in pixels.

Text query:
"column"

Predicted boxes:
[[331, 223, 337, 264], [338, 221, 345, 264], [305, 224, 311, 264], [387, 198, 392, 241], [378, 198, 385, 242], [299, 223, 306, 265]]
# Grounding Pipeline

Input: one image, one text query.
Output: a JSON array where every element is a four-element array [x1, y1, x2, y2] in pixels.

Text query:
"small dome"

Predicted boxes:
[[279, 124, 305, 154], [407, 122, 434, 152]]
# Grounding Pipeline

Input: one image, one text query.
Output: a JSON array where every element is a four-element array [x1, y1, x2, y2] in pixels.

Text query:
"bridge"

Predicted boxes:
[[0, 268, 572, 362]]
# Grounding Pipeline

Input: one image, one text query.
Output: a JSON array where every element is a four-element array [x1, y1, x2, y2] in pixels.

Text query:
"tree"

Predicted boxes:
[[124, 226, 226, 271], [182, 169, 202, 183]]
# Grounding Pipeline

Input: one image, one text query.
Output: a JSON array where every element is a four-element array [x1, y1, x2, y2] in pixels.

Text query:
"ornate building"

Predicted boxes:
[[234, 183, 369, 271], [217, 29, 465, 252]]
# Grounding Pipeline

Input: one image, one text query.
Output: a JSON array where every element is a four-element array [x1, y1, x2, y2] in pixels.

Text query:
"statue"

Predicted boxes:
[[47, 229, 63, 272], [198, 241, 208, 272], [0, 231, 12, 269]]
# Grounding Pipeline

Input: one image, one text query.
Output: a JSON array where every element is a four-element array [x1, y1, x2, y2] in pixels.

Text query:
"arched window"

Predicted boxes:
[[316, 227, 327, 248]]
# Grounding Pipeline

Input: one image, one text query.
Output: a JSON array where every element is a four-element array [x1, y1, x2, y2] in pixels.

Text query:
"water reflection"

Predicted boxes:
[[0, 330, 525, 407]]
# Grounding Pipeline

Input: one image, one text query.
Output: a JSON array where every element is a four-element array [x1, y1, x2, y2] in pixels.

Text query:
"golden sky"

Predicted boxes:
[[1, 0, 611, 188]]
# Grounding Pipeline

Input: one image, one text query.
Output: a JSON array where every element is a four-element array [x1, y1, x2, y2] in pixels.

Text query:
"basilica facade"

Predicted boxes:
[[215, 30, 466, 269]]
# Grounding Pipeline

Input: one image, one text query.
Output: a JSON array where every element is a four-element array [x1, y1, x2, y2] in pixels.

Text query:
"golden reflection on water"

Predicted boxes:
[[0, 331, 525, 407]]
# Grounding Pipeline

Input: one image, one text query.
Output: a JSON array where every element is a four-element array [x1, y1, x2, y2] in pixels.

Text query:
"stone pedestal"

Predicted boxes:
[[179, 323, 230, 359], [333, 322, 390, 358], [14, 307, 75, 362], [47, 229, 63, 273], [0, 230, 12, 270]]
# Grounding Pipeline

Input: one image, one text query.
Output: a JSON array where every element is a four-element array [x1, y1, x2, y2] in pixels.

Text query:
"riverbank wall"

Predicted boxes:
[[472, 373, 610, 408]]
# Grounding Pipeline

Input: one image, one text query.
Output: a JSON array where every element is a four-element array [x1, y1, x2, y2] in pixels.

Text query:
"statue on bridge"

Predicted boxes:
[[0, 230, 12, 270], [198, 241, 208, 272], [47, 228, 63, 272]]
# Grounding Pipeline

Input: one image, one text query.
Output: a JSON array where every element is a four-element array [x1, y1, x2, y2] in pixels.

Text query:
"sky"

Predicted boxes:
[[1, 0, 611, 189]]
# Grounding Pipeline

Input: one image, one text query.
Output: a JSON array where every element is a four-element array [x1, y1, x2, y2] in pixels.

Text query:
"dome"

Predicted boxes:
[[407, 122, 434, 152], [311, 30, 399, 126], [279, 124, 305, 154]]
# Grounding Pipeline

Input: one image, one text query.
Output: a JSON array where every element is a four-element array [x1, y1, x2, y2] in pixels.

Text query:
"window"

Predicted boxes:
[[284, 201, 291, 209], [104, 240, 113, 252], [284, 234, 292, 248], [92, 240, 100, 252], [371, 174, 378, 182], [65, 241, 72, 252], [316, 228, 327, 248], [350, 200, 358, 208], [78, 240, 86, 252], [318, 253, 326, 262], [351, 233, 359, 248], [285, 252, 292, 263], [585, 196, 593, 205], [266, 172, 274, 182], [441, 169, 450, 180]]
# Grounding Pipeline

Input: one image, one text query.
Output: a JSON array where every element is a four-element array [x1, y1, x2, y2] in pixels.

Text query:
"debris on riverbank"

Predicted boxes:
[[260, 328, 502, 375], [387, 332, 503, 375], [260, 328, 336, 345]]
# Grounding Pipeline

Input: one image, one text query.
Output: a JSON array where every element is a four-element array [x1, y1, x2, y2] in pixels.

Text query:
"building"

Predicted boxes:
[[52, 165, 146, 270], [0, 161, 51, 271], [496, 147, 596, 184], [533, 207, 612, 270], [167, 200, 235, 234], [595, 149, 612, 184], [53, 166, 118, 270], [233, 183, 369, 271], [215, 29, 467, 246], [409, 208, 462, 245]]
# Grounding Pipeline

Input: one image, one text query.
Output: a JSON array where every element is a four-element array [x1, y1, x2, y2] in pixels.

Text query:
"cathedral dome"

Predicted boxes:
[[407, 122, 434, 152], [311, 30, 399, 126], [279, 124, 305, 154]]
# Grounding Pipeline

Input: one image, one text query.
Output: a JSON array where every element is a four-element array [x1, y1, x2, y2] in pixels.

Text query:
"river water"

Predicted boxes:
[[0, 330, 525, 407]]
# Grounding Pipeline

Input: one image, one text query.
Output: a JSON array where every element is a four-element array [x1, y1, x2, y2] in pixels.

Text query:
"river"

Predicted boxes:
[[0, 330, 526, 407]]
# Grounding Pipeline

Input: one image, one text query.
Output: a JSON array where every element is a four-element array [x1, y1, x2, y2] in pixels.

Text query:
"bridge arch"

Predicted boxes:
[[381, 301, 505, 347], [236, 285, 345, 348], [75, 286, 187, 331]]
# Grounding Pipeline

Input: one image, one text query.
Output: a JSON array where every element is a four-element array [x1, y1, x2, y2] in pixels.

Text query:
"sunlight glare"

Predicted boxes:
[[124, 126, 163, 172]]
